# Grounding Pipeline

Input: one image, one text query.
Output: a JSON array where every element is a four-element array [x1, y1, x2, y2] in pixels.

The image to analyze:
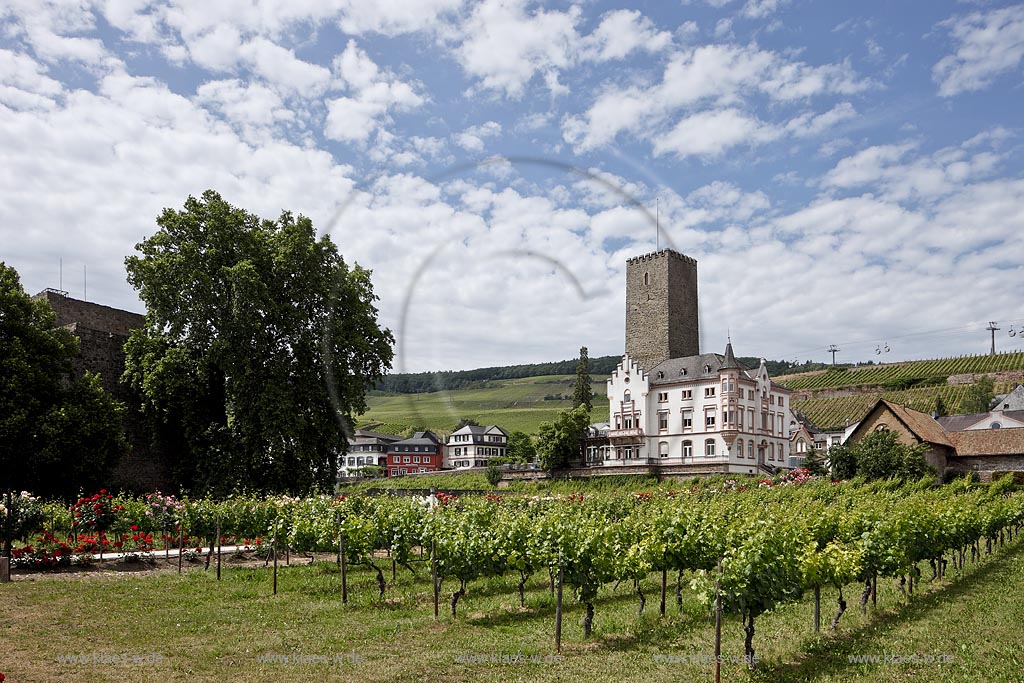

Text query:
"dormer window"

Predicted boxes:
[[704, 364, 711, 373], [657, 371, 664, 379], [681, 368, 688, 376]]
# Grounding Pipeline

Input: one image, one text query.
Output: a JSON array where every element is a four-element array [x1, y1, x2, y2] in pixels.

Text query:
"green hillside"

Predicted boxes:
[[357, 374, 610, 435]]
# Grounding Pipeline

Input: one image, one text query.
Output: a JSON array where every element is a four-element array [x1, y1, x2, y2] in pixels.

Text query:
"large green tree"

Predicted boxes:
[[505, 430, 537, 464], [123, 191, 394, 494], [0, 263, 125, 504], [827, 431, 932, 482], [536, 405, 591, 471], [572, 345, 593, 412]]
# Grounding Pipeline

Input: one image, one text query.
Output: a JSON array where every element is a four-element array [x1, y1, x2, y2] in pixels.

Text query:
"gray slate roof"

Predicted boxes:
[[648, 352, 753, 386], [938, 410, 1024, 432]]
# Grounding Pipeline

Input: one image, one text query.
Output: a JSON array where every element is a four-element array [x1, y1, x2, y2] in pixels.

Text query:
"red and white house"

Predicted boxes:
[[386, 431, 443, 477]]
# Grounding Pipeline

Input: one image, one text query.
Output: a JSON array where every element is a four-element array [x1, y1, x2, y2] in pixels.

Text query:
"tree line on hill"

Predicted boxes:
[[376, 355, 830, 394]]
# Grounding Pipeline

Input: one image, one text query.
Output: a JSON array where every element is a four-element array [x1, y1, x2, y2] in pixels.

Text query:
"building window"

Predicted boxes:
[[991, 422, 1002, 429], [413, 456, 420, 463], [658, 391, 668, 402], [722, 380, 728, 394], [683, 440, 692, 457], [419, 468, 426, 473], [704, 365, 711, 373], [624, 390, 631, 403], [778, 397, 784, 408], [705, 410, 716, 428], [778, 415, 784, 434], [748, 390, 754, 400], [737, 440, 744, 457], [705, 439, 716, 456], [624, 446, 633, 459], [403, 456, 411, 463], [749, 440, 755, 459], [705, 387, 716, 398], [738, 410, 744, 430], [644, 272, 649, 286], [874, 424, 889, 432], [659, 441, 668, 458], [681, 390, 692, 399], [682, 411, 692, 430], [658, 412, 668, 431]]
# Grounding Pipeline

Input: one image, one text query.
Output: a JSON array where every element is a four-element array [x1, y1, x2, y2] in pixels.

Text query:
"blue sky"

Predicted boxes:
[[2, 0, 1023, 372]]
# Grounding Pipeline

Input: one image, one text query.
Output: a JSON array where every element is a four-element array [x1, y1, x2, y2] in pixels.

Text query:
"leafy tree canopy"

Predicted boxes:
[[123, 191, 394, 495], [506, 430, 537, 465], [829, 430, 932, 482], [536, 405, 590, 472], [0, 263, 124, 501], [961, 374, 995, 414]]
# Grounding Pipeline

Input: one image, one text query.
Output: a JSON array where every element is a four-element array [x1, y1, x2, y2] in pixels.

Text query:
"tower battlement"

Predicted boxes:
[[626, 249, 697, 267]]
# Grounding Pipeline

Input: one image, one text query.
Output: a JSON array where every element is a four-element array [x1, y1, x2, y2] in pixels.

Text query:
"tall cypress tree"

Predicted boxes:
[[572, 346, 593, 413]]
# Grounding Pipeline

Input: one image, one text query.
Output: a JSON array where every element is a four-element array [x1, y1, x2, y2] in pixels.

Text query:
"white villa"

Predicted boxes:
[[445, 424, 509, 468]]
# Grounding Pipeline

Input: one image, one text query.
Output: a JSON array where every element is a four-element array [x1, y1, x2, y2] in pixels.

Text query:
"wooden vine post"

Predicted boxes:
[[714, 558, 723, 683], [215, 514, 222, 581], [272, 524, 279, 596], [554, 553, 564, 654], [430, 486, 439, 621], [177, 524, 184, 575]]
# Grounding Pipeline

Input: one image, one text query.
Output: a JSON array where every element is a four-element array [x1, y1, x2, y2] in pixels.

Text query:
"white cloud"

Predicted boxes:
[[823, 134, 1007, 202], [195, 79, 295, 141], [335, 0, 466, 36], [324, 40, 424, 144], [933, 5, 1024, 97], [580, 9, 673, 61], [653, 108, 779, 158], [453, 120, 502, 152], [0, 48, 63, 110], [565, 44, 870, 155]]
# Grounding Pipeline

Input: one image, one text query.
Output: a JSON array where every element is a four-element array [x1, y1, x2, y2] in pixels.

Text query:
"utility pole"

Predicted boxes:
[[987, 322, 1000, 355], [828, 344, 840, 366]]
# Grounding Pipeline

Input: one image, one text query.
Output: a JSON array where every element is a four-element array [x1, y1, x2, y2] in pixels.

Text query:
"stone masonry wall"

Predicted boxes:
[[625, 250, 699, 371]]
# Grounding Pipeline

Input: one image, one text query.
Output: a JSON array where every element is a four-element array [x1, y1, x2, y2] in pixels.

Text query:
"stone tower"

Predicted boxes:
[[625, 249, 699, 371]]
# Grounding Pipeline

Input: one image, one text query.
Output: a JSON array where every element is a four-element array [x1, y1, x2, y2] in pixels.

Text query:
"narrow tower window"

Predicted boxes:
[[644, 272, 649, 286]]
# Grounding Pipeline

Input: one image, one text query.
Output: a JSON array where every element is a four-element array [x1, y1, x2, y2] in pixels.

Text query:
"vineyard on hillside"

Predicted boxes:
[[793, 381, 1018, 431], [776, 351, 1024, 391]]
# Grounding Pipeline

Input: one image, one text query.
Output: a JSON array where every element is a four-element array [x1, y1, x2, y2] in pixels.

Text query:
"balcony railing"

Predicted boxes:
[[608, 427, 644, 439]]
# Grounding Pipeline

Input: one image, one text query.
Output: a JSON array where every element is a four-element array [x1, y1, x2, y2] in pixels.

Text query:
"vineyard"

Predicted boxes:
[[5, 476, 1024, 678], [792, 381, 1018, 431], [776, 351, 1024, 391]]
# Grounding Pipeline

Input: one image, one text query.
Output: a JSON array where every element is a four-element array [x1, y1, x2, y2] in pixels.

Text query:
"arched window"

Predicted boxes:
[[705, 439, 716, 456], [874, 423, 889, 432], [704, 364, 711, 374], [624, 390, 631, 403], [644, 272, 649, 286], [682, 440, 693, 458], [659, 441, 669, 458]]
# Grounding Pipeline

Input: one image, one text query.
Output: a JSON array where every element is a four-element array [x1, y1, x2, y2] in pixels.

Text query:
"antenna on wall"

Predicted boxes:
[[655, 197, 660, 251], [59, 257, 63, 291], [84, 264, 87, 302]]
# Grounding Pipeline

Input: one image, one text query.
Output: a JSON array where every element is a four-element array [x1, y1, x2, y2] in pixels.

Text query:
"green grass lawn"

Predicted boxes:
[[3, 536, 1022, 682], [358, 374, 611, 435]]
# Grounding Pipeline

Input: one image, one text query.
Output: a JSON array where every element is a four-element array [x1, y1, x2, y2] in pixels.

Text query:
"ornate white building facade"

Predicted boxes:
[[603, 344, 792, 474], [598, 248, 792, 474]]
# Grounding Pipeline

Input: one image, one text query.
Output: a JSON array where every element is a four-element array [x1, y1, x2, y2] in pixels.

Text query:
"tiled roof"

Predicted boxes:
[[879, 399, 954, 448], [949, 428, 1024, 457]]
